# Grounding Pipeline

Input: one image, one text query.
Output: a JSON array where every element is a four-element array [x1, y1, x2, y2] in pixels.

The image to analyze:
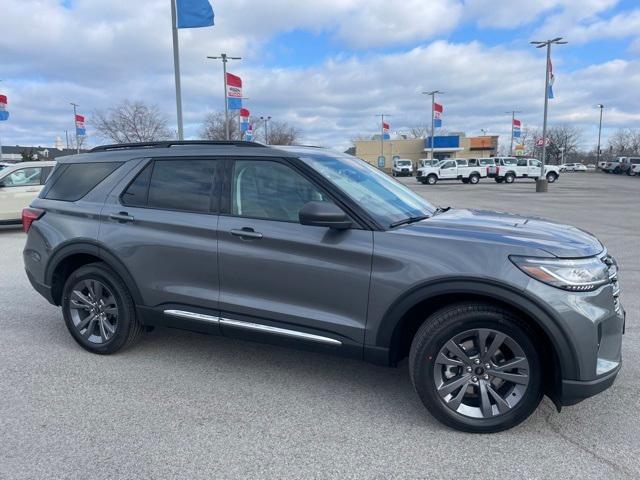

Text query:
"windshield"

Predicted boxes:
[[397, 160, 411, 166], [298, 152, 436, 227]]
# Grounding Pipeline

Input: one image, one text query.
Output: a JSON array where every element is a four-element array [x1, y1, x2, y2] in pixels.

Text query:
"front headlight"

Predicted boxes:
[[510, 255, 609, 291]]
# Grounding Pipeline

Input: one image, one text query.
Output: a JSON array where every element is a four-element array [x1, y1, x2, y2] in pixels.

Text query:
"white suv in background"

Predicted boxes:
[[0, 161, 56, 225], [560, 163, 587, 172], [392, 158, 414, 177]]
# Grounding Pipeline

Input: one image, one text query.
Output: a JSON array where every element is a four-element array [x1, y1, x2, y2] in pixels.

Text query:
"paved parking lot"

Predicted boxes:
[[1, 171, 638, 479]]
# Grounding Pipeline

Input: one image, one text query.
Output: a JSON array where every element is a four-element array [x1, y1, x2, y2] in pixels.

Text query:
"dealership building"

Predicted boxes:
[[354, 133, 498, 170]]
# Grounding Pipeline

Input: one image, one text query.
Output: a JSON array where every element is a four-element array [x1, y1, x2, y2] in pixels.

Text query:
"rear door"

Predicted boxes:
[[217, 157, 373, 348], [99, 157, 223, 330], [0, 166, 44, 221]]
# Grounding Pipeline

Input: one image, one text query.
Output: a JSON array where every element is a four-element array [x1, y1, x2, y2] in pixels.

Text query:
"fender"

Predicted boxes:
[[373, 277, 579, 380], [45, 240, 144, 306]]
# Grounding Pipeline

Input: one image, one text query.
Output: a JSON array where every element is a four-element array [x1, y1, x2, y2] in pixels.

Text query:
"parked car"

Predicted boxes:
[[392, 158, 414, 177], [23, 141, 624, 433], [630, 163, 640, 176], [416, 158, 484, 185], [488, 157, 560, 183], [602, 157, 624, 173], [560, 163, 587, 172], [0, 161, 56, 225], [0, 162, 11, 171], [597, 159, 608, 170], [620, 157, 640, 175]]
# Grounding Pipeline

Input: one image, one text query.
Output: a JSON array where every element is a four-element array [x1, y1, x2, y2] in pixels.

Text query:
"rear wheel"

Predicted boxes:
[[461, 178, 470, 184], [409, 303, 542, 433], [504, 173, 515, 184], [61, 262, 143, 354], [494, 178, 504, 184], [469, 174, 480, 184], [426, 174, 438, 185]]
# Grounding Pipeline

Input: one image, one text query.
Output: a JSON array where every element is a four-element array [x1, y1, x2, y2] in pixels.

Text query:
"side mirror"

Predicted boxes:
[[299, 201, 352, 230]]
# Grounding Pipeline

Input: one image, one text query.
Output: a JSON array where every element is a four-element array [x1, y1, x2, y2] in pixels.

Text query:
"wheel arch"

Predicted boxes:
[[372, 278, 578, 393], [45, 240, 143, 306]]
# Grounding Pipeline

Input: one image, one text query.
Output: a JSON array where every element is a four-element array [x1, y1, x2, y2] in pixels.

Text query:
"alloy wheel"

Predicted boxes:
[[68, 279, 119, 344], [433, 328, 530, 419]]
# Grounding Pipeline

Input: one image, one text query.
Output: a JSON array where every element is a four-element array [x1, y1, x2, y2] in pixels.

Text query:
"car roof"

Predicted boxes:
[[53, 142, 326, 164]]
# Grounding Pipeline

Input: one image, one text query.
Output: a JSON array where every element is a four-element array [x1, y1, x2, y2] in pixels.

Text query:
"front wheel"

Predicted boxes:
[[61, 262, 143, 354], [504, 173, 515, 184], [426, 174, 438, 185], [409, 303, 542, 433], [546, 172, 558, 183], [469, 174, 480, 184]]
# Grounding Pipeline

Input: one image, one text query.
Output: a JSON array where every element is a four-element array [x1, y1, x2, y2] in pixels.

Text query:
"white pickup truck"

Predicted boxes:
[[487, 157, 560, 183], [416, 158, 485, 185]]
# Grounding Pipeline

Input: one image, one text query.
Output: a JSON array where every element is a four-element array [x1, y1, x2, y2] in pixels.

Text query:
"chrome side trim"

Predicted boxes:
[[219, 317, 342, 346], [164, 310, 220, 323]]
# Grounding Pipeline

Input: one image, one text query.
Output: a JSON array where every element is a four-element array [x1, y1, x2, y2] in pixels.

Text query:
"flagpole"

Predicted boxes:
[[506, 110, 522, 156], [70, 102, 79, 154], [170, 0, 184, 140], [207, 53, 241, 141]]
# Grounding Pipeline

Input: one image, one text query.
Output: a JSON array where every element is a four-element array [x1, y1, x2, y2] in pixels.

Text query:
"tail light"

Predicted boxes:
[[22, 208, 44, 233]]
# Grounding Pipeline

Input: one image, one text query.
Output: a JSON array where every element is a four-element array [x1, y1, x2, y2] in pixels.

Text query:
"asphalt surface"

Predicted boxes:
[[1, 171, 638, 479]]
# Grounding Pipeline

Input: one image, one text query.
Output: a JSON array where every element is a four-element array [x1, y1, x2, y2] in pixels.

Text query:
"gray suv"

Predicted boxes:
[[23, 141, 624, 433]]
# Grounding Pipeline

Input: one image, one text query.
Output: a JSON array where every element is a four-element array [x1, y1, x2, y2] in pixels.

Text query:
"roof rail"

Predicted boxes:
[[89, 140, 265, 152]]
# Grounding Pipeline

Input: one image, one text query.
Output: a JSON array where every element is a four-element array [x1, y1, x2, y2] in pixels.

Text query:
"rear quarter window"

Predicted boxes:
[[44, 162, 122, 201]]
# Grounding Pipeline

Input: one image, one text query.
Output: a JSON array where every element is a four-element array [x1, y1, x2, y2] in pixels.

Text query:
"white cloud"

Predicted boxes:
[[0, 0, 639, 153]]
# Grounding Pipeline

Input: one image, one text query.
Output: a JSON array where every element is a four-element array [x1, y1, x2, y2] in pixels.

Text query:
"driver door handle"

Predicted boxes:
[[109, 212, 135, 223], [230, 228, 263, 240]]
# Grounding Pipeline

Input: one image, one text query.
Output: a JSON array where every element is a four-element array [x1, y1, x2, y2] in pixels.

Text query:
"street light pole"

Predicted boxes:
[[422, 91, 443, 160], [70, 102, 80, 154], [207, 53, 242, 140], [596, 104, 604, 164], [530, 37, 567, 192], [505, 110, 522, 155], [260, 116, 271, 144]]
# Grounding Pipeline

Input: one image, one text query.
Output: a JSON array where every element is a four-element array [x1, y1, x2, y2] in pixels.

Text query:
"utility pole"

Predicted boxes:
[[505, 110, 522, 155], [170, 0, 184, 140], [207, 53, 242, 140], [530, 37, 567, 192], [374, 114, 391, 169], [260, 116, 271, 144], [596, 104, 604, 164], [422, 90, 443, 160], [70, 102, 80, 154]]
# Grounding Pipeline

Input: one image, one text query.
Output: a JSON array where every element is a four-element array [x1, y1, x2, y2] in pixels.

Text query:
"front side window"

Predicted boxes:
[[529, 159, 541, 167], [232, 160, 330, 222], [478, 159, 494, 166], [502, 158, 518, 166], [298, 151, 436, 228], [517, 159, 527, 166], [442, 161, 456, 169], [1, 167, 42, 187]]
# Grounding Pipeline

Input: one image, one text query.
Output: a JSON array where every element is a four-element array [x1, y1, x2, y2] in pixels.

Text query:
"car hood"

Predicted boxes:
[[398, 208, 603, 258]]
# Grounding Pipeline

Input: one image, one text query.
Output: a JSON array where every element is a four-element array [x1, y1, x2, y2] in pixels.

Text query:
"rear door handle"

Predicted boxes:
[[109, 212, 135, 223], [230, 228, 263, 240]]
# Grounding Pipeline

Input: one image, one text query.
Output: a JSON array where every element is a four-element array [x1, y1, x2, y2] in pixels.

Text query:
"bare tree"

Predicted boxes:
[[255, 119, 301, 145], [608, 128, 640, 156], [408, 126, 430, 138], [200, 111, 245, 140], [68, 134, 87, 151], [546, 125, 583, 164], [92, 100, 172, 143]]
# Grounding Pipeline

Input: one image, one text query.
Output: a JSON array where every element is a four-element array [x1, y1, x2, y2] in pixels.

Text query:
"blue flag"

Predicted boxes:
[[177, 0, 214, 28]]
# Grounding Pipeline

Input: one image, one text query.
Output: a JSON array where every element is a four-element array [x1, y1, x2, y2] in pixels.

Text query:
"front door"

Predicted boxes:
[[528, 159, 542, 177], [439, 160, 457, 179], [217, 158, 373, 346]]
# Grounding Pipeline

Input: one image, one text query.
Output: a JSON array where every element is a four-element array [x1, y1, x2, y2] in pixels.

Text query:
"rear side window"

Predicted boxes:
[[122, 159, 218, 213], [45, 162, 121, 201]]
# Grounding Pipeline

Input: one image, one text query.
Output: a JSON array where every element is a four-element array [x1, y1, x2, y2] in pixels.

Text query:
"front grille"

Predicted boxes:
[[603, 254, 621, 314]]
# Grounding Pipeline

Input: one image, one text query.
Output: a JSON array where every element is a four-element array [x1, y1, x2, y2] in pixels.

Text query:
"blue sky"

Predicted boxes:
[[2, 0, 640, 151]]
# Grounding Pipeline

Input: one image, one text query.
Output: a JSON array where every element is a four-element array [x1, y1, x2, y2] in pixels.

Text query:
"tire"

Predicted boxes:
[[469, 174, 480, 184], [494, 178, 504, 183], [461, 178, 470, 184], [426, 174, 438, 185], [61, 262, 143, 354], [392, 171, 397, 177], [546, 172, 558, 183], [504, 173, 515, 184], [409, 303, 542, 433]]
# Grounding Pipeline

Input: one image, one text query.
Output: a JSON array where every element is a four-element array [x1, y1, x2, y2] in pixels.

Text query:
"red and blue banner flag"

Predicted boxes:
[[75, 114, 86, 136], [176, 0, 214, 28], [226, 72, 242, 110], [382, 121, 390, 140], [240, 108, 250, 132], [513, 118, 521, 138], [433, 102, 443, 128], [0, 94, 9, 121]]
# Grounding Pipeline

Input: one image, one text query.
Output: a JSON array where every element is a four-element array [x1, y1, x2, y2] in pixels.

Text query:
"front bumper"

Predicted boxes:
[[561, 361, 621, 406]]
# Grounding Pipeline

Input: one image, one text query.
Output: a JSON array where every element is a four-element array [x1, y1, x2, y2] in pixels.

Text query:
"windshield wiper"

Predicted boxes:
[[389, 215, 431, 228], [432, 206, 451, 216]]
